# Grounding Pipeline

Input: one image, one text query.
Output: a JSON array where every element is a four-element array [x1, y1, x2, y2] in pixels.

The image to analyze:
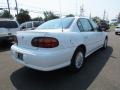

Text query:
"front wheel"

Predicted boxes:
[[70, 48, 85, 71]]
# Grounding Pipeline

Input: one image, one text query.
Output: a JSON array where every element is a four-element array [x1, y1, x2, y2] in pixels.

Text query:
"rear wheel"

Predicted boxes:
[[70, 48, 85, 71]]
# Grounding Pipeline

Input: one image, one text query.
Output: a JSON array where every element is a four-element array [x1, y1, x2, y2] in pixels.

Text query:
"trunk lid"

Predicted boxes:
[[16, 31, 47, 49], [0, 28, 19, 37], [0, 28, 8, 37], [16, 29, 66, 49]]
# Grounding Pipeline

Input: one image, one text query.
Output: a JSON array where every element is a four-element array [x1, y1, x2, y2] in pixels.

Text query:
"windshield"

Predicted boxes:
[[116, 24, 120, 28], [0, 21, 18, 28], [37, 17, 74, 29]]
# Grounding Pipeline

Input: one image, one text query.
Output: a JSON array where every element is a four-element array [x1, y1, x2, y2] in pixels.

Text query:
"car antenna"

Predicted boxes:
[[59, 0, 63, 32]]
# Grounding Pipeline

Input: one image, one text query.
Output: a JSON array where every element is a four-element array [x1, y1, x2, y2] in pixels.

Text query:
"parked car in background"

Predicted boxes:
[[0, 18, 19, 43], [20, 21, 43, 31], [11, 17, 108, 72], [115, 24, 120, 35]]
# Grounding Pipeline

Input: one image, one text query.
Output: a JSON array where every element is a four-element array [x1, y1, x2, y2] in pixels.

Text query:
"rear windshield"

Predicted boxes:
[[0, 21, 18, 28], [37, 17, 74, 29]]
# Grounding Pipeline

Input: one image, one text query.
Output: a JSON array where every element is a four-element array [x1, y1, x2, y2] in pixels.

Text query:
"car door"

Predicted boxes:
[[90, 20, 105, 47], [77, 18, 97, 55]]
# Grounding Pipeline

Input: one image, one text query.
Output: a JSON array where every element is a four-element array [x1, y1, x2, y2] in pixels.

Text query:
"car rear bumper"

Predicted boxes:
[[115, 31, 120, 33], [11, 45, 75, 71]]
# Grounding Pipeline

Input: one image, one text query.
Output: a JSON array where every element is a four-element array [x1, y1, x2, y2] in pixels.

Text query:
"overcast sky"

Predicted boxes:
[[0, 0, 120, 20]]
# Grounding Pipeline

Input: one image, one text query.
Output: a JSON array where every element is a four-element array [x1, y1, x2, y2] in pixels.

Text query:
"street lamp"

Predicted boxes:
[[7, 0, 10, 15], [15, 0, 18, 15]]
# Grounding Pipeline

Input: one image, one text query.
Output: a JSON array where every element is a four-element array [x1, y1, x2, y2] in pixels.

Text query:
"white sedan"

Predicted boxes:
[[11, 17, 108, 71], [115, 24, 120, 35]]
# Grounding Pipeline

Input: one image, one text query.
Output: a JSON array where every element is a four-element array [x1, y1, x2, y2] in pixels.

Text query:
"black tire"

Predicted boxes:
[[102, 38, 108, 49], [115, 32, 118, 35], [70, 48, 85, 72]]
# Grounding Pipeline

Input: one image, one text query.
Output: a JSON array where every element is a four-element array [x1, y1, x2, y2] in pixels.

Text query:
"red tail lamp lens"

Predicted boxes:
[[31, 37, 59, 48]]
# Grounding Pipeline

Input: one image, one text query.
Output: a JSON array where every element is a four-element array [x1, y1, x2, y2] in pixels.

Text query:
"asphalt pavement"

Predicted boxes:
[[0, 31, 120, 90]]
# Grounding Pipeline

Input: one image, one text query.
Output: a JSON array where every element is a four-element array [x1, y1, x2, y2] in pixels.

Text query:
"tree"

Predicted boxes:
[[66, 14, 74, 17], [0, 10, 13, 18], [32, 17, 43, 21], [92, 16, 101, 24], [16, 9, 31, 24], [43, 11, 59, 21]]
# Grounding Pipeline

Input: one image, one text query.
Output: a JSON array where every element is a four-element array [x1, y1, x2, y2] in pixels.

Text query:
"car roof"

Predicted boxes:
[[58, 16, 90, 21], [20, 21, 41, 25], [74, 16, 89, 19], [0, 18, 17, 21]]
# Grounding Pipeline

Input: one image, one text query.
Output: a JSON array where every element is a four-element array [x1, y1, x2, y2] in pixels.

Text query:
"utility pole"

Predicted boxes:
[[106, 13, 109, 21], [7, 0, 10, 16], [103, 10, 106, 20], [89, 12, 91, 19], [80, 4, 84, 17], [15, 0, 18, 15], [76, 0, 78, 16]]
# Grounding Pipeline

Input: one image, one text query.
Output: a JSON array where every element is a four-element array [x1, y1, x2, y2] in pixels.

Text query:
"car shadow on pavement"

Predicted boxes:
[[10, 46, 113, 90]]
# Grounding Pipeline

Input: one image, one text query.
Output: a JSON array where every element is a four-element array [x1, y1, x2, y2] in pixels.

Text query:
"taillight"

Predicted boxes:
[[13, 35, 18, 45], [31, 37, 59, 48]]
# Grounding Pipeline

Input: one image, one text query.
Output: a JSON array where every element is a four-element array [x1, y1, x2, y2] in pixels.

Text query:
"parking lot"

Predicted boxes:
[[0, 31, 120, 90]]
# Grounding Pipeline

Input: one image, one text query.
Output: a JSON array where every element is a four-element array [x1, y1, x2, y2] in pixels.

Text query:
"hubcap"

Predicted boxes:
[[75, 52, 84, 69]]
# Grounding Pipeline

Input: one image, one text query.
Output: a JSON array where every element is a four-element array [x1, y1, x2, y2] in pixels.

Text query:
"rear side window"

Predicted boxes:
[[33, 22, 40, 27], [27, 23, 32, 28], [79, 18, 92, 32], [0, 21, 18, 28]]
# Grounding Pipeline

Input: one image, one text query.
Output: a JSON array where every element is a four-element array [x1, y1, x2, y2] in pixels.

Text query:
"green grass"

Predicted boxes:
[[110, 25, 116, 31]]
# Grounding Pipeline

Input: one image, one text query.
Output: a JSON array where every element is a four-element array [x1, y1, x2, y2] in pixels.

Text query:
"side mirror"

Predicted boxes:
[[22, 26, 26, 29]]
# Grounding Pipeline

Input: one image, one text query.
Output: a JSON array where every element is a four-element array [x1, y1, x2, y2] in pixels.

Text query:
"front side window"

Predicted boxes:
[[37, 17, 74, 30], [90, 20, 98, 31], [20, 24, 26, 30], [77, 19, 84, 32], [79, 18, 92, 32], [0, 21, 18, 28], [33, 22, 40, 27]]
